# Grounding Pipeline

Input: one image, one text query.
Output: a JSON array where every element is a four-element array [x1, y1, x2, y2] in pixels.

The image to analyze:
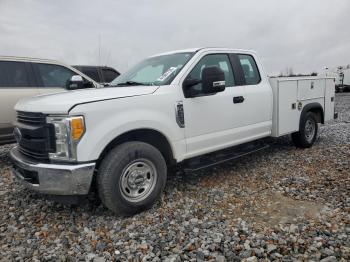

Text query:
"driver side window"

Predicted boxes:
[[186, 54, 235, 92]]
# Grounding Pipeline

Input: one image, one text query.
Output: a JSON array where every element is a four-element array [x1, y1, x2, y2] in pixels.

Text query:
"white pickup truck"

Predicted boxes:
[[10, 48, 337, 215]]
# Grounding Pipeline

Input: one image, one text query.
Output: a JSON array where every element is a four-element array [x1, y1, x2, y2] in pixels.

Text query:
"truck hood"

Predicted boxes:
[[15, 85, 159, 114]]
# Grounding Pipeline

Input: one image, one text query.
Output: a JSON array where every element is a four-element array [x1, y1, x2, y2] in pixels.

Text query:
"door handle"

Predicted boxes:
[[233, 96, 245, 104]]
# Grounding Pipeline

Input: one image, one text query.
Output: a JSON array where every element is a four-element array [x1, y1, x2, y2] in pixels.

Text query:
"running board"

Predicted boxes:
[[183, 141, 269, 172]]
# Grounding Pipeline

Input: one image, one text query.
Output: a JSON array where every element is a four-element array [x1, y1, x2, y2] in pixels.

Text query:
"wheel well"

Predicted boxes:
[[96, 129, 175, 169], [309, 108, 324, 124], [301, 103, 324, 124]]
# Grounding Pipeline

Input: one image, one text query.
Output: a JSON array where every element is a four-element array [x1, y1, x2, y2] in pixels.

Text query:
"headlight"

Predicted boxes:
[[46, 115, 85, 161]]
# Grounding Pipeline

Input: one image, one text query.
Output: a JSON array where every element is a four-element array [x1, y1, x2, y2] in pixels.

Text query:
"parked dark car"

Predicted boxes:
[[73, 65, 120, 84]]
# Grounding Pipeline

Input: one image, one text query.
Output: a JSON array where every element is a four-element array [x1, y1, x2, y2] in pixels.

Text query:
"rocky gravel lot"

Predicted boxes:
[[0, 94, 349, 262]]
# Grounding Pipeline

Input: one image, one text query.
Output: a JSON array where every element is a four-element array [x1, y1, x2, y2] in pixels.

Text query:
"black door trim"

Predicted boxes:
[[228, 54, 246, 86]]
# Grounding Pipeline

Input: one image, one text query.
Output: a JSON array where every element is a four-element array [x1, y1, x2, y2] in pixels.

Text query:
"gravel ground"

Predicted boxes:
[[0, 94, 349, 262]]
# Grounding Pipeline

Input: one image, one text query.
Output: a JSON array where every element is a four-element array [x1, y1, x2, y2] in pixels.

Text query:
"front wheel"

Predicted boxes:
[[97, 141, 167, 215], [291, 111, 318, 148]]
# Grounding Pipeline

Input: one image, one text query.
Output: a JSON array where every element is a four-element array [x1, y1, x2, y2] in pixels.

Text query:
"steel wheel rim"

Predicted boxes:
[[119, 159, 157, 202], [305, 119, 315, 142]]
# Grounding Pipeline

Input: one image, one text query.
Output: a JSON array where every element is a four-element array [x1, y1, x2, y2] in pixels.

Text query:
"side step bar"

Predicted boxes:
[[183, 141, 269, 172]]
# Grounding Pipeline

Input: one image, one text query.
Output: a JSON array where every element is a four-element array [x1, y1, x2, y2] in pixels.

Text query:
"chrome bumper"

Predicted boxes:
[[10, 147, 95, 195]]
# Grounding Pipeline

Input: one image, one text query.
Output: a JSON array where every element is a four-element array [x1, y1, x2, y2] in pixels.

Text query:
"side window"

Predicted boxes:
[[186, 54, 235, 92], [102, 68, 119, 83], [36, 63, 76, 88], [238, 54, 261, 85], [0, 61, 30, 87], [0, 62, 8, 87], [81, 67, 100, 82]]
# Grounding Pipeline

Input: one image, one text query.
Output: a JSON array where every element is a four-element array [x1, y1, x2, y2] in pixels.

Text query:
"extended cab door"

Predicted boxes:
[[182, 53, 247, 158], [233, 54, 273, 136]]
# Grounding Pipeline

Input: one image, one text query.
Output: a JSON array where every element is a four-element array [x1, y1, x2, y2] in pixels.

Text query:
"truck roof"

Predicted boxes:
[[151, 47, 257, 57]]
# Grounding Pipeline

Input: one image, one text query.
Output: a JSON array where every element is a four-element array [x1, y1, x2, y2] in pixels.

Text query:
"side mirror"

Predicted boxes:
[[67, 75, 93, 90], [183, 66, 226, 98], [201, 66, 226, 94]]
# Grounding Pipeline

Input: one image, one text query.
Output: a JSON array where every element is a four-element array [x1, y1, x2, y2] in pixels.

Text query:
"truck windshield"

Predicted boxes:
[[110, 52, 194, 86]]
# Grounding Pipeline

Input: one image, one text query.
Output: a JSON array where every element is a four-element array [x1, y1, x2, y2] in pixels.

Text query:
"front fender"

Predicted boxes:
[[70, 94, 185, 162]]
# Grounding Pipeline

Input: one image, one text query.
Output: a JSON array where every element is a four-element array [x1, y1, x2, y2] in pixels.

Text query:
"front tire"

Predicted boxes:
[[97, 141, 167, 215], [291, 111, 318, 148]]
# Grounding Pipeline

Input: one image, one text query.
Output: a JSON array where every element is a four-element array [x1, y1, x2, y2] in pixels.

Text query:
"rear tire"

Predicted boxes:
[[97, 141, 167, 216], [291, 111, 318, 148]]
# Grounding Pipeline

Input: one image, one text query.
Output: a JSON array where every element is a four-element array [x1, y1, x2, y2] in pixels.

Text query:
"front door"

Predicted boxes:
[[182, 53, 247, 158]]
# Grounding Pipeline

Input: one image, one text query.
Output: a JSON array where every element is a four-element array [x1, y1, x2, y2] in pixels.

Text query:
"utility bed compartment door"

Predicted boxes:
[[270, 77, 333, 138], [298, 79, 325, 100], [276, 81, 299, 136], [324, 78, 335, 121]]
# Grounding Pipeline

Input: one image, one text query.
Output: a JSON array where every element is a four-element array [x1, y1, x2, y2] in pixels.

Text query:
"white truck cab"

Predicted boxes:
[[10, 48, 337, 215]]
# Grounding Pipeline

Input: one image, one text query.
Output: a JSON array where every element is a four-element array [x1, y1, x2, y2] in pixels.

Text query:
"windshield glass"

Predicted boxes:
[[111, 52, 194, 86]]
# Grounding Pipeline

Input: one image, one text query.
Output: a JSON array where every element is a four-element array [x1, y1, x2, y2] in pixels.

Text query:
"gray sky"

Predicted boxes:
[[0, 0, 349, 75]]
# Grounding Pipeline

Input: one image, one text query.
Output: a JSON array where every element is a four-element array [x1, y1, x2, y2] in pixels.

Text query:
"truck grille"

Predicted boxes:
[[16, 111, 55, 162], [17, 111, 46, 126]]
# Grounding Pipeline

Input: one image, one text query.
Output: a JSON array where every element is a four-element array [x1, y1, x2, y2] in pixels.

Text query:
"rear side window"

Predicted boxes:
[[81, 67, 100, 82], [102, 68, 119, 83], [36, 63, 76, 88], [0, 61, 31, 87], [238, 54, 261, 85]]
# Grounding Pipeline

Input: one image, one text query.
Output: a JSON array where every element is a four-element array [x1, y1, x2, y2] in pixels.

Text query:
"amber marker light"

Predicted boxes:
[[70, 117, 85, 141]]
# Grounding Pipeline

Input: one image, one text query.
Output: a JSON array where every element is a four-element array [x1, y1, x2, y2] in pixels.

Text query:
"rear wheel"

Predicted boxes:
[[97, 141, 167, 215], [292, 111, 318, 148]]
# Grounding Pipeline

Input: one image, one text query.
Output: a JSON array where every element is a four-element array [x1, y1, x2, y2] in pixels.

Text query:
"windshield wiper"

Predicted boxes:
[[114, 81, 147, 86]]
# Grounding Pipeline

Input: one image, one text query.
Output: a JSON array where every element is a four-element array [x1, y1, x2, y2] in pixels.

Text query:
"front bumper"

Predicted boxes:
[[10, 147, 95, 195]]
